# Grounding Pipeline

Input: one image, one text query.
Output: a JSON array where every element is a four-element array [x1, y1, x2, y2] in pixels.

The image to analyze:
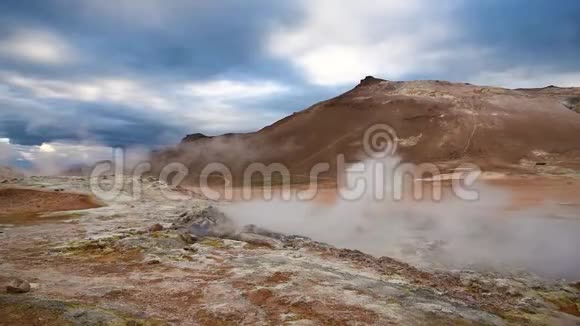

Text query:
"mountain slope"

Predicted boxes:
[[152, 77, 580, 183]]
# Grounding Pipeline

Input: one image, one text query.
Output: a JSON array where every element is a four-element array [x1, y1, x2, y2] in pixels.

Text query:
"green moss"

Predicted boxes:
[[385, 298, 400, 305], [0, 295, 167, 326], [500, 310, 551, 325], [169, 253, 195, 262], [540, 291, 580, 317], [150, 231, 172, 239], [62, 239, 109, 252], [199, 237, 225, 248], [57, 235, 128, 256]]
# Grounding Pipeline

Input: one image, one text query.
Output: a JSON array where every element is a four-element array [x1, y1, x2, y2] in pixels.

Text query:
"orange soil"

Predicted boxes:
[[190, 175, 580, 214], [0, 188, 101, 219], [482, 175, 580, 210]]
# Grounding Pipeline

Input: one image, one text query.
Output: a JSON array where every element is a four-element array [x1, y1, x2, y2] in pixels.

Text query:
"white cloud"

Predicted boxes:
[[0, 71, 290, 135], [0, 72, 172, 111], [3, 141, 114, 174], [267, 0, 461, 86], [0, 29, 77, 65], [470, 67, 580, 88], [180, 80, 288, 133], [184, 80, 288, 98], [39, 143, 56, 153], [183, 98, 282, 133]]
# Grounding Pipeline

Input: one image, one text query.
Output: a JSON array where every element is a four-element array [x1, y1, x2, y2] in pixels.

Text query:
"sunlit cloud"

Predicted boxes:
[[38, 143, 56, 153], [1, 140, 115, 174], [267, 0, 461, 85], [0, 29, 77, 65], [0, 72, 172, 111], [0, 71, 291, 144], [183, 80, 288, 99]]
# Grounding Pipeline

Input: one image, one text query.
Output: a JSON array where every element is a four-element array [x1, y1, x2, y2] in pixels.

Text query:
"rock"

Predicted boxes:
[[569, 281, 580, 291], [178, 232, 198, 244], [179, 206, 237, 238], [6, 279, 31, 293], [241, 224, 284, 239], [148, 223, 163, 232], [236, 233, 283, 249], [144, 257, 161, 265], [0, 179, 7, 184], [63, 307, 117, 325]]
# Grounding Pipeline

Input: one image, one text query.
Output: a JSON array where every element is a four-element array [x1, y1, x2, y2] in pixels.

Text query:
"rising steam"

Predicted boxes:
[[222, 156, 580, 280]]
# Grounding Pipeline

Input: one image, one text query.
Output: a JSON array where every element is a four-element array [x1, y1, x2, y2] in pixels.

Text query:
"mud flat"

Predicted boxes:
[[0, 188, 102, 219]]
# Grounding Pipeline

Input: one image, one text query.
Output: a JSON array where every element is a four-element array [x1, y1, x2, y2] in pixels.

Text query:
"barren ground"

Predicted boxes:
[[0, 188, 101, 220], [0, 175, 579, 325]]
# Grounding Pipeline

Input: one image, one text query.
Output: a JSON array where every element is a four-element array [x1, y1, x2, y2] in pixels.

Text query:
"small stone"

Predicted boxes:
[[178, 232, 198, 244], [145, 258, 161, 265], [148, 224, 163, 232], [0, 179, 7, 184], [236, 233, 283, 249], [6, 278, 31, 293], [102, 247, 115, 254]]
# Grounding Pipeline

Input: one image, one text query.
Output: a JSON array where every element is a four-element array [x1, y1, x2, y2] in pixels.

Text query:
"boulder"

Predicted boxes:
[[179, 206, 237, 237], [236, 233, 283, 249], [6, 279, 31, 293], [148, 223, 163, 232], [178, 232, 198, 244]]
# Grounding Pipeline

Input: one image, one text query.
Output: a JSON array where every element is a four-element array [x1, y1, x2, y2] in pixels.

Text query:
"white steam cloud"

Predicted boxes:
[[222, 156, 580, 280]]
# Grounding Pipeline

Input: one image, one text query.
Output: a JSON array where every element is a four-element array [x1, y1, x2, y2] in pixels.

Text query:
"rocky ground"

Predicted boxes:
[[1, 176, 580, 325]]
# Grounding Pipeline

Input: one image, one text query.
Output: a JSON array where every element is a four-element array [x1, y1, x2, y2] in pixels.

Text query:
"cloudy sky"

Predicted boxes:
[[0, 0, 579, 168]]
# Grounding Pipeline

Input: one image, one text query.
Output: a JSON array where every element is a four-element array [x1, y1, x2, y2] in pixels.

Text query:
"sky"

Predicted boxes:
[[0, 0, 579, 169]]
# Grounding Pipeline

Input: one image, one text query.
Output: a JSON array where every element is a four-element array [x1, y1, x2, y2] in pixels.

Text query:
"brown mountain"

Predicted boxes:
[[151, 76, 580, 184]]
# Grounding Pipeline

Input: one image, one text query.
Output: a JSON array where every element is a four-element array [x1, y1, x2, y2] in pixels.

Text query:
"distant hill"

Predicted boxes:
[[151, 77, 580, 184]]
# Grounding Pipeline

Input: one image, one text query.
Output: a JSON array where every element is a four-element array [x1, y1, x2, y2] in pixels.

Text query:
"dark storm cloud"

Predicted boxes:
[[0, 0, 302, 81], [0, 97, 185, 147], [456, 0, 580, 74], [0, 0, 579, 151]]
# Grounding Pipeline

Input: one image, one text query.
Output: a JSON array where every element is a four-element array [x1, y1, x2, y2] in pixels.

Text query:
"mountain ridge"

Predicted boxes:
[[152, 77, 580, 183]]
